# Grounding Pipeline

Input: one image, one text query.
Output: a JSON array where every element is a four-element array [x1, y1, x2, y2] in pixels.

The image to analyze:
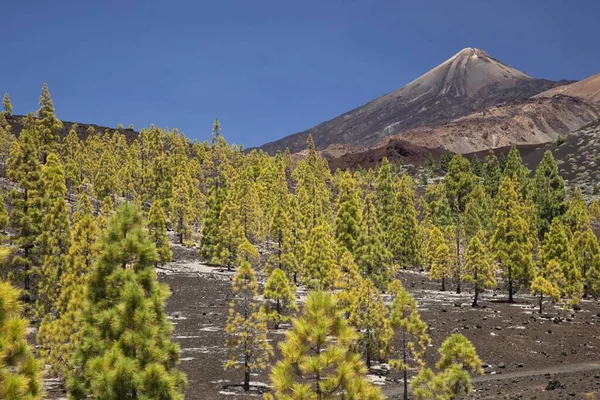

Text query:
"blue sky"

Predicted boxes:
[[2, 0, 599, 147]]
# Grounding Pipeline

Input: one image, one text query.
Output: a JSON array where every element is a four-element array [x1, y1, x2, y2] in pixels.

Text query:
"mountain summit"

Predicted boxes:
[[260, 48, 567, 154]]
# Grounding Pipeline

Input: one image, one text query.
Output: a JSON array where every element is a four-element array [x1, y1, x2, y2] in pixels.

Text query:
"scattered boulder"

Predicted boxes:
[[545, 379, 565, 390]]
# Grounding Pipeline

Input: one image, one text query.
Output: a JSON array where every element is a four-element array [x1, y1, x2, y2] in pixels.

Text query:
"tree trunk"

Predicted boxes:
[[243, 369, 250, 391], [456, 223, 461, 294], [508, 266, 514, 303], [472, 284, 479, 307], [441, 277, 446, 292], [403, 330, 408, 400], [539, 293, 543, 314]]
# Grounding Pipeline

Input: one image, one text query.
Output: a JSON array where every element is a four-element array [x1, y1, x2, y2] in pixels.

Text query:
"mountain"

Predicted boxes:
[[260, 48, 570, 154], [385, 95, 600, 153], [535, 72, 600, 103]]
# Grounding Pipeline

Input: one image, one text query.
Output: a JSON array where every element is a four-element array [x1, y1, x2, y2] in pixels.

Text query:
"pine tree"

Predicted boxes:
[[563, 188, 591, 235], [444, 154, 476, 294], [302, 223, 337, 290], [355, 193, 392, 290], [333, 250, 363, 316], [292, 135, 332, 238], [411, 334, 483, 400], [430, 239, 452, 291], [424, 183, 452, 228], [334, 170, 362, 255], [36, 83, 62, 164], [572, 227, 600, 298], [390, 174, 419, 267], [36, 153, 71, 316], [531, 260, 563, 314], [389, 282, 430, 400], [374, 157, 397, 243], [262, 268, 298, 329], [425, 225, 445, 271], [95, 195, 114, 232], [2, 93, 12, 117], [462, 234, 496, 307], [37, 205, 99, 377], [0, 274, 44, 399], [148, 200, 172, 266], [225, 261, 273, 391], [491, 177, 534, 302], [266, 291, 383, 400], [483, 150, 501, 198], [503, 145, 529, 197], [94, 150, 117, 201], [200, 183, 226, 261], [67, 204, 187, 399], [347, 278, 392, 368], [171, 166, 192, 245], [463, 185, 492, 241], [213, 190, 244, 269], [0, 194, 9, 242], [540, 218, 582, 300], [531, 150, 566, 240], [7, 128, 42, 291], [0, 124, 15, 178]]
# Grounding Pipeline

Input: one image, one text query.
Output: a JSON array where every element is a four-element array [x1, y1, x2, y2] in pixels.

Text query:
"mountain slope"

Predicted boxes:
[[260, 48, 569, 154], [394, 95, 600, 153], [535, 72, 600, 103], [521, 120, 600, 193]]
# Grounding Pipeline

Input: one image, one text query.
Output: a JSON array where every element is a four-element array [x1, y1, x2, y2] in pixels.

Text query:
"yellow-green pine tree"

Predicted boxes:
[[531, 260, 563, 314], [389, 282, 430, 400], [225, 261, 273, 391], [171, 165, 193, 245], [334, 170, 362, 255], [541, 218, 582, 300], [462, 234, 496, 307], [36, 83, 63, 164], [531, 150, 566, 240], [0, 275, 44, 399], [347, 277, 393, 368], [374, 157, 397, 247], [37, 153, 71, 316], [390, 174, 420, 268], [68, 204, 186, 398], [2, 93, 12, 116], [355, 193, 392, 290], [430, 239, 452, 291], [7, 128, 42, 291], [411, 334, 483, 400], [148, 200, 172, 265], [262, 267, 298, 329], [491, 177, 534, 302], [483, 150, 501, 198], [200, 181, 226, 261], [37, 202, 99, 377], [266, 291, 383, 400], [302, 222, 337, 290], [333, 250, 363, 316]]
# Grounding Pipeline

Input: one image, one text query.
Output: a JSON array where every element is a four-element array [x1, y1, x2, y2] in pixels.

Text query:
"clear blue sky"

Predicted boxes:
[[2, 0, 599, 147]]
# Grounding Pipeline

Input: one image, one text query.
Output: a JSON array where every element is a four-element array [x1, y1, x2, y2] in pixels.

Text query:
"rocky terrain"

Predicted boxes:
[[153, 253, 600, 400], [537, 72, 600, 103], [260, 48, 573, 155], [521, 120, 600, 195], [386, 95, 600, 153]]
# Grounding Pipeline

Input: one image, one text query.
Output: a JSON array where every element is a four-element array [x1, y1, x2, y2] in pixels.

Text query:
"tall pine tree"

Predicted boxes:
[[68, 204, 186, 399]]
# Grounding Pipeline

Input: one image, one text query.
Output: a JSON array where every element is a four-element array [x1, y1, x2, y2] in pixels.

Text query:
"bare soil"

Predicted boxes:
[[161, 251, 600, 399]]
